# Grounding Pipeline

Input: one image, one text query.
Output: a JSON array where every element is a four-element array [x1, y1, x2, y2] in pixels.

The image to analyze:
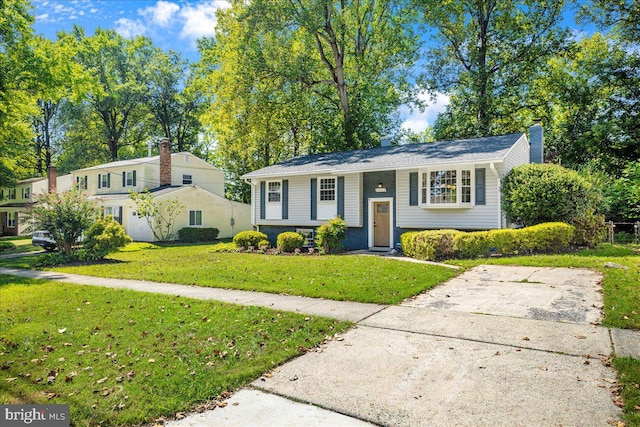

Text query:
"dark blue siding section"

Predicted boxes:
[[310, 178, 317, 220], [282, 179, 288, 219], [259, 181, 266, 220], [337, 176, 345, 218]]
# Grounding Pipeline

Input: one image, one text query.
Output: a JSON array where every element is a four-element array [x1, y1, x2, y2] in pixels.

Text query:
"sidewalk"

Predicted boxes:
[[0, 267, 386, 322]]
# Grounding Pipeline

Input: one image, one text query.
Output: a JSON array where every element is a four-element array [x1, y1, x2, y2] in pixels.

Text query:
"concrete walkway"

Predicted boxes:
[[1, 265, 638, 426]]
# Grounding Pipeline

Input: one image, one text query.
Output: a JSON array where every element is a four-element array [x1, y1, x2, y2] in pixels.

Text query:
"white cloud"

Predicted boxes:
[[140, 1, 180, 27], [400, 92, 450, 134], [36, 13, 52, 23], [115, 18, 147, 38], [179, 1, 230, 40]]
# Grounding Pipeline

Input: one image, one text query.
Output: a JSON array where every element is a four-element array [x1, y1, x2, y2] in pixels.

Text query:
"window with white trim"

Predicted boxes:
[[9, 188, 16, 199], [76, 176, 87, 190], [100, 174, 109, 188], [268, 181, 281, 202], [125, 171, 135, 187], [22, 187, 30, 199], [421, 168, 473, 207], [319, 178, 335, 201], [7, 212, 16, 227], [265, 181, 282, 219], [317, 177, 337, 220], [189, 210, 202, 226]]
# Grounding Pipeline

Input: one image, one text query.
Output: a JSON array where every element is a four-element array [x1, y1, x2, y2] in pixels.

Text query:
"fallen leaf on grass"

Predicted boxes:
[[96, 377, 108, 384], [603, 378, 617, 384], [5, 377, 17, 382], [58, 328, 67, 333]]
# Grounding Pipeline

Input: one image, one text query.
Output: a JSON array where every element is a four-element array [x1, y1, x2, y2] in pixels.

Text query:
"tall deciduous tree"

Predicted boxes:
[[70, 26, 157, 161], [531, 34, 640, 172], [0, 0, 36, 185], [415, 0, 569, 139], [147, 51, 203, 153], [197, 0, 420, 200], [29, 35, 91, 175]]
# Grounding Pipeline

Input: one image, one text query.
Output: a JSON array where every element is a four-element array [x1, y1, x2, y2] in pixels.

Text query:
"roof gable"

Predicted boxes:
[[243, 133, 526, 179]]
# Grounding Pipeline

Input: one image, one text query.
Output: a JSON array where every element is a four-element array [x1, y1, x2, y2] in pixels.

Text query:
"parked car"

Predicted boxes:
[[32, 230, 57, 251]]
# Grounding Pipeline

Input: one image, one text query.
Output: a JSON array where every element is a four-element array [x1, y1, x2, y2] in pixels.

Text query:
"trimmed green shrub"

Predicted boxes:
[[501, 163, 601, 226], [178, 227, 220, 242], [315, 217, 347, 254], [258, 239, 270, 249], [571, 209, 606, 248], [0, 241, 16, 251], [233, 230, 268, 248], [82, 215, 132, 260], [400, 222, 575, 260], [276, 232, 304, 252], [452, 231, 493, 258], [400, 229, 460, 260], [512, 222, 575, 254]]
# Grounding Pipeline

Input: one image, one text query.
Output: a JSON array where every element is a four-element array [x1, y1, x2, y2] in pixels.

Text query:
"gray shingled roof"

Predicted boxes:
[[242, 132, 526, 179]]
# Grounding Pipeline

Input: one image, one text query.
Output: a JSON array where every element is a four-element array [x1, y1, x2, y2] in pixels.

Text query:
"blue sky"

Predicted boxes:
[[31, 1, 590, 135]]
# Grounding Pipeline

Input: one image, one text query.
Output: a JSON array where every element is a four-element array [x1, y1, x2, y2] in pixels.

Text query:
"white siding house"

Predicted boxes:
[[242, 126, 543, 250]]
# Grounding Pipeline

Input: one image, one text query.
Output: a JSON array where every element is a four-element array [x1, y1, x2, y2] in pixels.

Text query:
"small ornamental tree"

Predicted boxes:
[[130, 191, 184, 241], [315, 216, 347, 254], [29, 189, 101, 253], [501, 164, 601, 226]]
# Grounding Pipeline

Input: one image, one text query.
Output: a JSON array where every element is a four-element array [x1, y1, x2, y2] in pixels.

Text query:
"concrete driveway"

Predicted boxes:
[[246, 265, 621, 426]]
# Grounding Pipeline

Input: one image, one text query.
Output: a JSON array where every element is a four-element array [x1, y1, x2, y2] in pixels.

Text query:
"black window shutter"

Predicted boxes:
[[122, 172, 126, 187], [84, 175, 88, 190], [132, 171, 137, 187], [337, 176, 345, 218], [259, 181, 266, 220], [310, 178, 317, 220], [107, 173, 111, 188], [282, 179, 288, 220], [98, 174, 102, 189], [475, 168, 486, 205], [117, 206, 123, 224], [409, 172, 418, 206]]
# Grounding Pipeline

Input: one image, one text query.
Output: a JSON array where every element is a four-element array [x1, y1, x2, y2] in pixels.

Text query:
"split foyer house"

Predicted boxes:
[[242, 124, 544, 250], [75, 138, 252, 242], [0, 168, 72, 236]]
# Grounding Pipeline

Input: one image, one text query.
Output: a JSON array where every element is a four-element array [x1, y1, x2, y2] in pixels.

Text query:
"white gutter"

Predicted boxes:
[[489, 162, 502, 229]]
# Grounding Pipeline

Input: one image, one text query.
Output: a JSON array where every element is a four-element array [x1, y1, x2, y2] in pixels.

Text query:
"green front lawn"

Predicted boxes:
[[0, 236, 41, 255], [449, 244, 640, 330], [0, 275, 350, 426], [614, 357, 640, 427], [35, 243, 460, 305]]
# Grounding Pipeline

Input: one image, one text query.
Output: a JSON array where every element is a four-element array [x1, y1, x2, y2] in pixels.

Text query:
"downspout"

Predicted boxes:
[[242, 177, 258, 232], [489, 162, 502, 229]]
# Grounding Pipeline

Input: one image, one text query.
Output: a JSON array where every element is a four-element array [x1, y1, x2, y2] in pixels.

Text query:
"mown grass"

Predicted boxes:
[[0, 236, 41, 255], [26, 243, 460, 305], [449, 244, 640, 330], [0, 275, 350, 426], [614, 357, 640, 427]]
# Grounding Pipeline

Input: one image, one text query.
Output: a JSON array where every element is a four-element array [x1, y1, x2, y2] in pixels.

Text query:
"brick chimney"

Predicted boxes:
[[159, 137, 172, 187], [47, 166, 57, 193], [529, 120, 544, 164]]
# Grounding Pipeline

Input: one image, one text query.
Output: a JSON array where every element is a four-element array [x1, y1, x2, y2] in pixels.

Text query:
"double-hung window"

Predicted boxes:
[[183, 174, 193, 185], [7, 212, 16, 227], [22, 187, 30, 199], [189, 210, 202, 226], [9, 189, 16, 199], [76, 176, 88, 190], [421, 168, 473, 207], [317, 177, 337, 219], [99, 173, 110, 189], [265, 181, 282, 219], [125, 171, 135, 187]]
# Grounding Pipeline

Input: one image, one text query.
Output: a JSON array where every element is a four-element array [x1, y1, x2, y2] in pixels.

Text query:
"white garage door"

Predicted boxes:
[[127, 210, 154, 242]]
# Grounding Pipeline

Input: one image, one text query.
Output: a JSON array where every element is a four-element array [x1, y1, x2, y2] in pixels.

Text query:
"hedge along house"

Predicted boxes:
[[241, 124, 543, 250], [74, 138, 252, 242]]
